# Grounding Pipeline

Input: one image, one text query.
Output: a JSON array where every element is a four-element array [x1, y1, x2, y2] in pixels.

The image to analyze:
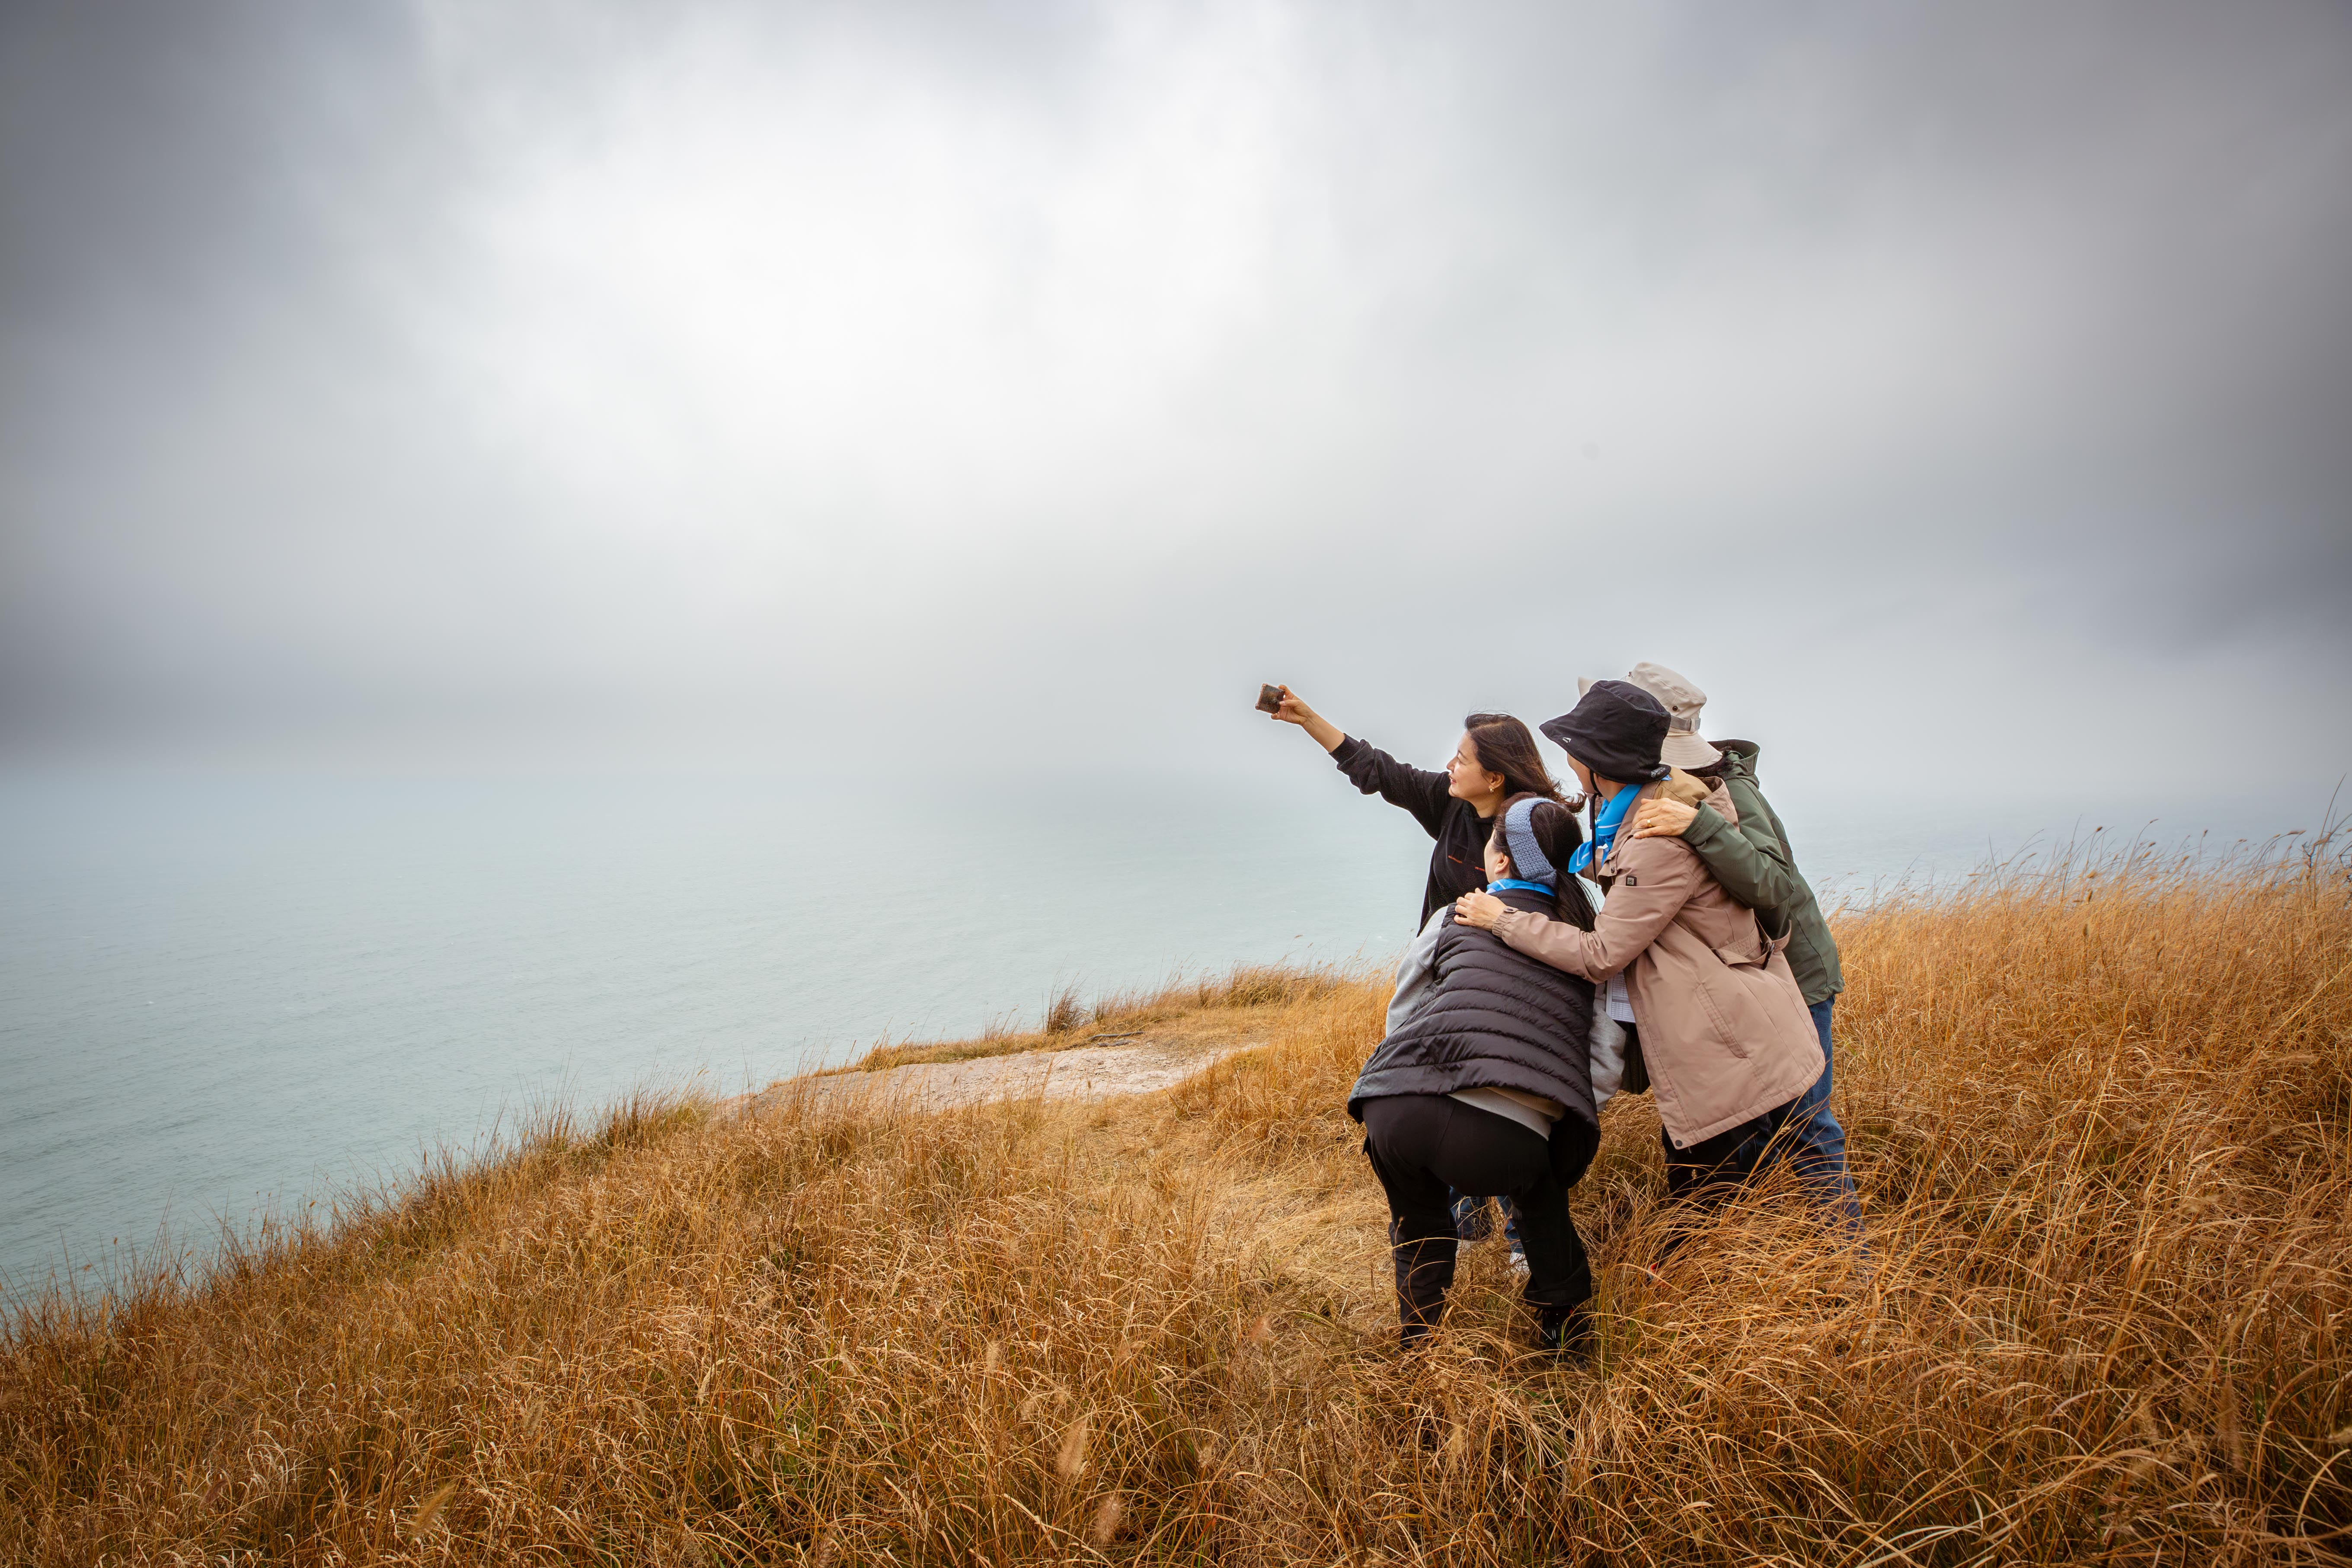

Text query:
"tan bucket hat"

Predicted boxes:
[[1582, 662, 1721, 770]]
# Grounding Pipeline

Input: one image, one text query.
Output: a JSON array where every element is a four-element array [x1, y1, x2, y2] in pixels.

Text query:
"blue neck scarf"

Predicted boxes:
[[1566, 783, 1642, 877], [1486, 878, 1555, 897]]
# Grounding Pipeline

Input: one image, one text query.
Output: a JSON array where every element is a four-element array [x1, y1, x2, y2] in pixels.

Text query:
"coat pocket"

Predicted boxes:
[[1686, 964, 1747, 1057]]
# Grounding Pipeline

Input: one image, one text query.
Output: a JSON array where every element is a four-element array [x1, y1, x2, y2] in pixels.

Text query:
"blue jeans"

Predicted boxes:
[[1450, 1191, 1522, 1244], [1657, 1000, 1861, 1240], [1793, 998, 1862, 1236]]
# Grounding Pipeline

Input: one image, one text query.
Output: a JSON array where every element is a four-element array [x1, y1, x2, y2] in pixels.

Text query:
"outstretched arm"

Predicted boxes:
[[1267, 686, 1344, 752], [1276, 687, 1454, 837]]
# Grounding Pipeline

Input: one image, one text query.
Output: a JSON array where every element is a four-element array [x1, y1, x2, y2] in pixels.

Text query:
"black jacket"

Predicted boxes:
[[1346, 887, 1600, 1144], [1331, 734, 1493, 927]]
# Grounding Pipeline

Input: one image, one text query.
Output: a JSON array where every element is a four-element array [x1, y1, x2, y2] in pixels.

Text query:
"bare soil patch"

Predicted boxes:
[[730, 1028, 1264, 1117]]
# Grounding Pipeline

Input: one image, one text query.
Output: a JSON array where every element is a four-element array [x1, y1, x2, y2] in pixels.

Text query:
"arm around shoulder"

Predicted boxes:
[[1491, 906, 1603, 980], [1501, 837, 1701, 980], [1681, 792, 1800, 915]]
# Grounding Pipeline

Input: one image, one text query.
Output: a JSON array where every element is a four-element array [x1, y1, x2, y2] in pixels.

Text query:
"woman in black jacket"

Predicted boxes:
[[1347, 793, 1602, 1354], [1266, 688, 1566, 929]]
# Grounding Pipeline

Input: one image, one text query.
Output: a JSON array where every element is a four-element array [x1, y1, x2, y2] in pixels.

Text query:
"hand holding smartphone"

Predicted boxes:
[[1258, 683, 1339, 751]]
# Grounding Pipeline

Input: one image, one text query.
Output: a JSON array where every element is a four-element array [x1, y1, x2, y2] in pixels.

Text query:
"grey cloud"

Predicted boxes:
[[2, 0, 2346, 786]]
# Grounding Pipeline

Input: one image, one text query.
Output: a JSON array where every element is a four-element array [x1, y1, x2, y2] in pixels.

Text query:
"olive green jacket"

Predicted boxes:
[[1665, 742, 1844, 1006]]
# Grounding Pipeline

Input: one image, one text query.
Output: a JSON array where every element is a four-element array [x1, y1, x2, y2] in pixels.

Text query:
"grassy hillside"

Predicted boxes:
[[4, 840, 2349, 1565]]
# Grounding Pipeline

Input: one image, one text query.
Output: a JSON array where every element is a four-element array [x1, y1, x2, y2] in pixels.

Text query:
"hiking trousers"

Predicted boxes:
[[1661, 1091, 1809, 1202], [1361, 1094, 1599, 1338], [1660, 1084, 1860, 1228], [1631, 1019, 1861, 1239]]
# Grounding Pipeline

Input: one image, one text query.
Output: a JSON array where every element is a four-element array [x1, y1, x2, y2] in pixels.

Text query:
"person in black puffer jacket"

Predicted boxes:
[[1348, 792, 1603, 1354]]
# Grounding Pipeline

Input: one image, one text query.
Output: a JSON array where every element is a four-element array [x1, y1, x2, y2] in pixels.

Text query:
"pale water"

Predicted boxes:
[[0, 763, 2323, 1297]]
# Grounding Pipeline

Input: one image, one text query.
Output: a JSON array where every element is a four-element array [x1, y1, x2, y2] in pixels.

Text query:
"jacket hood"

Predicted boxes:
[[1707, 740, 1761, 782]]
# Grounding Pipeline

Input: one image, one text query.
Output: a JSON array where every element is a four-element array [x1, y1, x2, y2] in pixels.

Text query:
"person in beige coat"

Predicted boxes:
[[1454, 679, 1827, 1214]]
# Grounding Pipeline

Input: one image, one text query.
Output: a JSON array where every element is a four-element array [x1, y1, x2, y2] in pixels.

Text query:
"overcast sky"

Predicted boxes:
[[4, 0, 2347, 801]]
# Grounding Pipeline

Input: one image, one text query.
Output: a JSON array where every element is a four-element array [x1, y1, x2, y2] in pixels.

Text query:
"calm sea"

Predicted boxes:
[[0, 763, 2323, 1296]]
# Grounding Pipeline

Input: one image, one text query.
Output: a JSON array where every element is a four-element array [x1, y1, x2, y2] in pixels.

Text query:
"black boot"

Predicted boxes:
[[1535, 1302, 1594, 1360], [1392, 1232, 1456, 1348]]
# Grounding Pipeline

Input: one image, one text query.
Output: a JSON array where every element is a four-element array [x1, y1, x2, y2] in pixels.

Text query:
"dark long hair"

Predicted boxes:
[[1487, 791, 1597, 930], [1462, 713, 1564, 805]]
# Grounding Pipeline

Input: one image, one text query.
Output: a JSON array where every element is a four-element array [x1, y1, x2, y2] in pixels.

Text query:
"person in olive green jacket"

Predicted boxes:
[[1617, 662, 1860, 1236]]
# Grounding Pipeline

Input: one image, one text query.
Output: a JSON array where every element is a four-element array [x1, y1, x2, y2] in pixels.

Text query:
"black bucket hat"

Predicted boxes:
[[1540, 679, 1671, 785]]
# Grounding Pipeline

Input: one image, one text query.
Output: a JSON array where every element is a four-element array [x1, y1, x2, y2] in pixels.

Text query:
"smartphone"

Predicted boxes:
[[1256, 683, 1285, 713]]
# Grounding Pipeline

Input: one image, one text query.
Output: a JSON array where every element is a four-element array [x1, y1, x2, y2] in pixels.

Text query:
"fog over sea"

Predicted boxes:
[[0, 759, 2326, 1295]]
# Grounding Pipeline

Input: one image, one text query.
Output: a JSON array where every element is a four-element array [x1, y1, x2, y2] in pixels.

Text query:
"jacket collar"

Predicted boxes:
[[1590, 779, 1660, 881], [1492, 885, 1557, 916]]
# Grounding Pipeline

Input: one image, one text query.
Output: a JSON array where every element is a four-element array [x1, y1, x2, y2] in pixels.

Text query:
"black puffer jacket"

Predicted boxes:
[[1347, 887, 1599, 1135]]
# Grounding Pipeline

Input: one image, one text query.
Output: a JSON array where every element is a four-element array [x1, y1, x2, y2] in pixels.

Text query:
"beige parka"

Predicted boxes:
[[1489, 774, 1823, 1148]]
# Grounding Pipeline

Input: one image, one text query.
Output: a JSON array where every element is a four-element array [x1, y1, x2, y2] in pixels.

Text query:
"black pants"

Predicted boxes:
[[1660, 1089, 1811, 1204], [1362, 1095, 1599, 1335]]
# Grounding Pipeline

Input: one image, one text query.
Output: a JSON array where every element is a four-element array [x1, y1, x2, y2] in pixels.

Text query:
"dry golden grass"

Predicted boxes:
[[841, 965, 1353, 1072], [3, 839, 2349, 1565]]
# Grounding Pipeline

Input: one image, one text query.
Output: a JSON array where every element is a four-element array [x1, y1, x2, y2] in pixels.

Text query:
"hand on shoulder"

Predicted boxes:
[[1631, 795, 1699, 840], [1453, 890, 1507, 929], [1630, 771, 1713, 840], [1659, 769, 1713, 806]]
